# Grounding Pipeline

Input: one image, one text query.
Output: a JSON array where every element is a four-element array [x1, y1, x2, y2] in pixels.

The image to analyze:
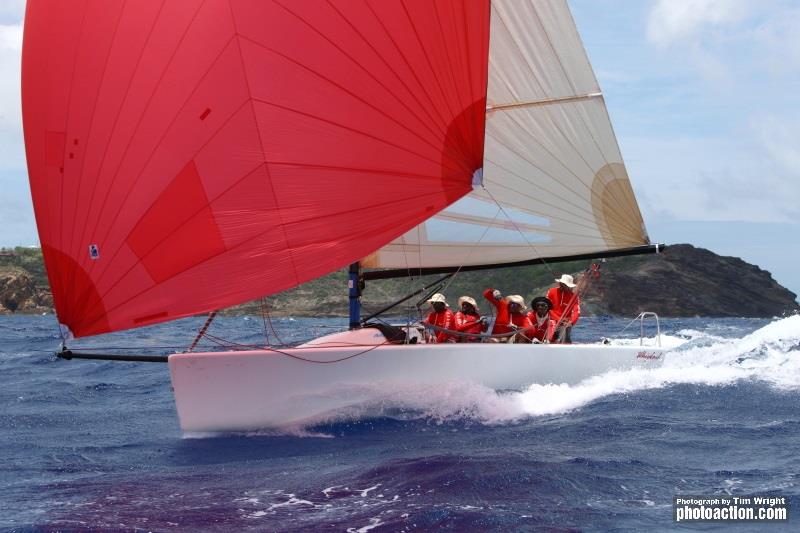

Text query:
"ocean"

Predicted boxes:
[[1, 313, 799, 532]]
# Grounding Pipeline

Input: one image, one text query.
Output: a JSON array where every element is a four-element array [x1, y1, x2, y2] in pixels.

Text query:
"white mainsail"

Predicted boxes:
[[363, 0, 649, 270]]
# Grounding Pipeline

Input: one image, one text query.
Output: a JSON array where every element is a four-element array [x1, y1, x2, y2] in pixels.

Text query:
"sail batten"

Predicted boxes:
[[487, 91, 602, 112]]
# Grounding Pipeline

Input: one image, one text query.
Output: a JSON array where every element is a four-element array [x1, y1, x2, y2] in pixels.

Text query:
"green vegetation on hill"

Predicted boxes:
[[0, 247, 49, 286]]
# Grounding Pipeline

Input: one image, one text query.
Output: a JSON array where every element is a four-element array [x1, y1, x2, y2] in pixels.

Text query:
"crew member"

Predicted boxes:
[[423, 293, 455, 343], [547, 274, 581, 343], [483, 289, 533, 342], [526, 296, 555, 343], [454, 296, 486, 342]]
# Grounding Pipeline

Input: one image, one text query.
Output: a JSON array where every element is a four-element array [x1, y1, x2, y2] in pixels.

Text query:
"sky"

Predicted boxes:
[[0, 0, 798, 298]]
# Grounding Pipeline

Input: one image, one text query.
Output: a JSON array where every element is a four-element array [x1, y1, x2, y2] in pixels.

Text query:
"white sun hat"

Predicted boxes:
[[457, 296, 478, 310], [505, 294, 526, 310], [427, 293, 447, 304], [554, 274, 576, 288]]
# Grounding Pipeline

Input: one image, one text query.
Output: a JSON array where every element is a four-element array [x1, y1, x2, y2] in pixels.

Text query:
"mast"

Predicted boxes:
[[348, 262, 361, 330]]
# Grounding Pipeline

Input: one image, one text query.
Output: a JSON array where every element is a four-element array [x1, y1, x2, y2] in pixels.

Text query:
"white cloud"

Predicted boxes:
[[634, 1, 800, 224], [0, 23, 21, 50], [647, 0, 752, 47], [626, 134, 799, 224]]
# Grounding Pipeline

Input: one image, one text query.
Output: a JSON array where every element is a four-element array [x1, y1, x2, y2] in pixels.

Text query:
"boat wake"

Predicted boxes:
[[288, 315, 800, 431]]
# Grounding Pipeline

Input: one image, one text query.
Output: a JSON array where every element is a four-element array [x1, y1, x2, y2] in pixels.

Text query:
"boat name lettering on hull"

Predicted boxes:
[[636, 351, 662, 360]]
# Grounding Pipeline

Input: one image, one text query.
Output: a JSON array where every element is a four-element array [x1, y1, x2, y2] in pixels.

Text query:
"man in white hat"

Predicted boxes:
[[423, 293, 455, 343], [547, 274, 581, 343], [453, 295, 486, 342]]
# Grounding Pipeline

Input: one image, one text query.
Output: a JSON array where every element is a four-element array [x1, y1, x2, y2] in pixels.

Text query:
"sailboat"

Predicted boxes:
[[22, 0, 665, 432]]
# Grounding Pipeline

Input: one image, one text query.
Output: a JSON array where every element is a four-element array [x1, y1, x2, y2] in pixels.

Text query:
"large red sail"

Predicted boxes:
[[22, 0, 489, 337]]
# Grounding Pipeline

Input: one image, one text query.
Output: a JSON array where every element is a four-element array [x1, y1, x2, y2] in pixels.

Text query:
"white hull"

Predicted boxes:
[[168, 329, 665, 432]]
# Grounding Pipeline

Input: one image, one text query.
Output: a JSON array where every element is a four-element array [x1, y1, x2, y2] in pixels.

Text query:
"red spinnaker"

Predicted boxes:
[[22, 0, 489, 337]]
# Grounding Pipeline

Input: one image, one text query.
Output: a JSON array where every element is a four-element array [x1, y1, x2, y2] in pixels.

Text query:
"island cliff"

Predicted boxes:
[[1, 244, 797, 318]]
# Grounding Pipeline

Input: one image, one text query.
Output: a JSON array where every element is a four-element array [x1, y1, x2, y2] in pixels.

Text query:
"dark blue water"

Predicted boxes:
[[2, 314, 799, 531]]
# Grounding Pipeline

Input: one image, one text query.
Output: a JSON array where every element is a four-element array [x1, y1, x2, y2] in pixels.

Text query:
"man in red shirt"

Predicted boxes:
[[546, 274, 580, 344], [423, 293, 455, 343], [453, 296, 486, 342], [483, 289, 533, 342], [526, 296, 555, 343]]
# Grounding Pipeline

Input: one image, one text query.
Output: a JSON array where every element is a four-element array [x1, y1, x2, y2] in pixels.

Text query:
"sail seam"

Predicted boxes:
[[324, 1, 450, 152], [235, 35, 467, 176], [265, 2, 467, 174]]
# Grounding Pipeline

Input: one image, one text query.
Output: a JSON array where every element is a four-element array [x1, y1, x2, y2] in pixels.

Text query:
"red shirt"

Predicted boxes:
[[525, 311, 556, 342], [454, 311, 485, 342], [547, 286, 580, 326], [483, 288, 510, 334], [424, 308, 455, 343], [483, 288, 532, 335]]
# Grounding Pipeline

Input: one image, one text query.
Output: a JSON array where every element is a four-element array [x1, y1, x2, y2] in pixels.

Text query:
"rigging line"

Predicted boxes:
[[262, 299, 287, 347], [264, 342, 387, 364], [202, 331, 389, 362], [260, 297, 270, 345], [423, 322, 522, 341], [186, 310, 218, 353], [482, 186, 557, 279], [413, 223, 424, 322]]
